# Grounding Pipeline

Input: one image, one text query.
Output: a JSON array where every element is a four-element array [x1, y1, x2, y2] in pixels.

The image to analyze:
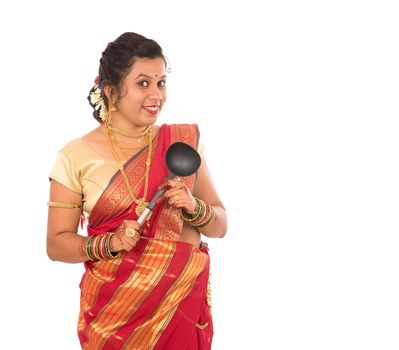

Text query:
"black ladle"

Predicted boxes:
[[137, 142, 201, 225]]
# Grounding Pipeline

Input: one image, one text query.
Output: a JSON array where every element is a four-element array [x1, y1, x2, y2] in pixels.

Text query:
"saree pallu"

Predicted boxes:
[[77, 124, 213, 350]]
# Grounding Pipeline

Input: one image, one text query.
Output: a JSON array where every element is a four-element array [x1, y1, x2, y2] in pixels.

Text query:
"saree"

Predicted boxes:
[[77, 124, 213, 350]]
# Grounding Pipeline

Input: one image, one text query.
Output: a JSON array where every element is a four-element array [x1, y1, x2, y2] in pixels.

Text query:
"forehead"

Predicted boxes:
[[127, 57, 166, 78]]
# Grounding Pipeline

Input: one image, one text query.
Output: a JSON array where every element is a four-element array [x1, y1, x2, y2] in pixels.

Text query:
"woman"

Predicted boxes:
[[46, 32, 227, 349]]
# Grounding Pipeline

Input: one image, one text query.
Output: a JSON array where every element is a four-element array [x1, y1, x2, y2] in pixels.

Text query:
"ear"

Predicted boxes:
[[103, 85, 113, 103]]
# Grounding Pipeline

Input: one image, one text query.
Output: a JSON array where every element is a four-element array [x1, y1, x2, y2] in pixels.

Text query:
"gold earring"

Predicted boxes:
[[109, 100, 117, 113]]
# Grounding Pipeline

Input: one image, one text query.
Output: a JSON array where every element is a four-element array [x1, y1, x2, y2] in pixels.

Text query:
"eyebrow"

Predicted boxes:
[[135, 73, 167, 80]]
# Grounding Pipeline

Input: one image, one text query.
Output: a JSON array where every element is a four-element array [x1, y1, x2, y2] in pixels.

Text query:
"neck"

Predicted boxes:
[[110, 118, 149, 133], [101, 123, 154, 145]]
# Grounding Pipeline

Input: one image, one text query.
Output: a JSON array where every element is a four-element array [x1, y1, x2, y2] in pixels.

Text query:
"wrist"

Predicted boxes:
[[185, 197, 200, 216], [109, 233, 117, 252]]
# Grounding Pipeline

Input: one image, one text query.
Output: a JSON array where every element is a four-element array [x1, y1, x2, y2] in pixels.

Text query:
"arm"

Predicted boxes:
[[47, 180, 140, 263], [163, 152, 228, 238], [46, 179, 88, 263], [191, 154, 228, 238]]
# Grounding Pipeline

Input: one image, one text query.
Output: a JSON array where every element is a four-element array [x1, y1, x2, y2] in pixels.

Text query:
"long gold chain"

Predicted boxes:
[[105, 124, 153, 217]]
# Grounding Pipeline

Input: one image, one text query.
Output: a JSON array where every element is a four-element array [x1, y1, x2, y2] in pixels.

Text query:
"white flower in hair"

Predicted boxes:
[[89, 85, 108, 122]]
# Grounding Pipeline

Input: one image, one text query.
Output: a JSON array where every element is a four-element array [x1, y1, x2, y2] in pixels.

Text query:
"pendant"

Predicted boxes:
[[135, 198, 148, 217]]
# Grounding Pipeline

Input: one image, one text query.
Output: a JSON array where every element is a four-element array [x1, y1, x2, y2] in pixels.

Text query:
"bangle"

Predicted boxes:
[[192, 202, 211, 227], [196, 205, 216, 228], [98, 234, 107, 260], [181, 198, 204, 222], [92, 235, 101, 260], [180, 197, 216, 229], [105, 233, 120, 259], [84, 233, 120, 261], [86, 236, 95, 261]]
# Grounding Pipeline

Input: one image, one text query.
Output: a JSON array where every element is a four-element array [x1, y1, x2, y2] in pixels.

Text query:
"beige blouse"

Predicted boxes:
[[49, 137, 204, 217]]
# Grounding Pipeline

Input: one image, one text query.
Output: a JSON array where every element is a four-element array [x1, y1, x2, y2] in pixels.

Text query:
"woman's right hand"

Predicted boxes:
[[110, 220, 141, 252]]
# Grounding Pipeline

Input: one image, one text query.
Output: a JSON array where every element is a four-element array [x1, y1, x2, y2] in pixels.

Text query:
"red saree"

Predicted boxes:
[[77, 124, 213, 350]]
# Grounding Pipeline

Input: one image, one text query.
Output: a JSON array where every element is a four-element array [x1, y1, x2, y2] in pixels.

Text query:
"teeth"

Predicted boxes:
[[144, 106, 158, 111]]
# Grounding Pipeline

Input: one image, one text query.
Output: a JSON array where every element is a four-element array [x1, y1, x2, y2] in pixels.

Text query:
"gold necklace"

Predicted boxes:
[[105, 124, 153, 218], [113, 137, 148, 151], [111, 125, 150, 143]]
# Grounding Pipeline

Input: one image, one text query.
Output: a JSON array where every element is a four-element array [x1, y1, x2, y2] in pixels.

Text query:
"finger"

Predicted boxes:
[[166, 179, 183, 188], [168, 194, 185, 206], [123, 227, 141, 241], [124, 220, 141, 230], [168, 183, 188, 196], [157, 179, 175, 190], [117, 222, 126, 231], [124, 236, 139, 245], [173, 201, 186, 209], [121, 240, 134, 251], [157, 179, 169, 190], [127, 232, 141, 242], [174, 176, 182, 182], [170, 195, 192, 208], [165, 188, 185, 198], [124, 242, 137, 251], [122, 237, 138, 249]]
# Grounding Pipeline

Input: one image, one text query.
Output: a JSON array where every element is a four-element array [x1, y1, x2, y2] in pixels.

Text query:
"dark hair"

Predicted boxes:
[[88, 32, 168, 123]]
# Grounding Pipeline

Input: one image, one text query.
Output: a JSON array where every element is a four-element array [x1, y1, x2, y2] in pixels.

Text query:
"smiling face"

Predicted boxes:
[[107, 57, 167, 129]]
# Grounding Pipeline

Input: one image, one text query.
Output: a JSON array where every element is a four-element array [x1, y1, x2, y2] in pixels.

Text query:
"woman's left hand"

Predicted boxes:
[[159, 177, 197, 215]]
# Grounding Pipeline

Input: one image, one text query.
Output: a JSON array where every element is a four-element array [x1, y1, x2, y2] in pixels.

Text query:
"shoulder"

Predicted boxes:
[[55, 127, 101, 163], [56, 137, 86, 161]]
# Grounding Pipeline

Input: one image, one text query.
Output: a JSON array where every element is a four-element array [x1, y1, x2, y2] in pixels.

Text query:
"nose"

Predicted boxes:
[[148, 86, 164, 102]]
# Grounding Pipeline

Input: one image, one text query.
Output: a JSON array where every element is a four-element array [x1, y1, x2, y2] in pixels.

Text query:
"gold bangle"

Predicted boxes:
[[106, 233, 120, 259], [47, 201, 81, 209]]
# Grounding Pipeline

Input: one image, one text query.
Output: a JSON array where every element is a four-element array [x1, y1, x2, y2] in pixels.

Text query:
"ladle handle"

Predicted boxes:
[[137, 173, 176, 226]]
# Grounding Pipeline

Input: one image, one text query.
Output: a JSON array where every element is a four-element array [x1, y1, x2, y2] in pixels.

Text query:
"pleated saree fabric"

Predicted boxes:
[[77, 124, 213, 349]]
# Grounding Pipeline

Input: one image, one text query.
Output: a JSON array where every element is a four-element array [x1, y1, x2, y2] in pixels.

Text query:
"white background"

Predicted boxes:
[[1, 0, 398, 349]]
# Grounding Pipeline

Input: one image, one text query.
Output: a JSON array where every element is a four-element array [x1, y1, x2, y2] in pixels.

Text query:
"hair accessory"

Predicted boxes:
[[89, 84, 108, 123]]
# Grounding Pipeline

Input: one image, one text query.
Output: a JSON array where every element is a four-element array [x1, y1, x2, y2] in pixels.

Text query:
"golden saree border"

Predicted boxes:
[[121, 241, 208, 350], [79, 239, 208, 350], [81, 240, 173, 349], [153, 124, 199, 241], [88, 132, 160, 228], [78, 255, 124, 335]]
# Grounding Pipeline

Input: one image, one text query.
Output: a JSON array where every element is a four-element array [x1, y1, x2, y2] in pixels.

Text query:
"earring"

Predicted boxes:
[[107, 101, 117, 126], [109, 100, 117, 113]]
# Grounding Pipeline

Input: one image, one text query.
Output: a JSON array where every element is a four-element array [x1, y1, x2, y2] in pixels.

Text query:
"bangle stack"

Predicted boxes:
[[81, 233, 120, 261], [181, 197, 216, 228]]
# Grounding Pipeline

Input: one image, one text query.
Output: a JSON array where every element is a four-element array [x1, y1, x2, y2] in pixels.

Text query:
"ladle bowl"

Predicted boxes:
[[137, 142, 201, 225], [166, 142, 201, 177]]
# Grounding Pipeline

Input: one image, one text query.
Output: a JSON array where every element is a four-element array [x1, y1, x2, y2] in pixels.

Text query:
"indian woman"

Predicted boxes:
[[46, 32, 227, 349]]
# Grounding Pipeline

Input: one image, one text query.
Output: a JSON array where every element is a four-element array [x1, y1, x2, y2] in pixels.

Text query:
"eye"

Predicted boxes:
[[158, 80, 166, 88], [138, 81, 149, 87]]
